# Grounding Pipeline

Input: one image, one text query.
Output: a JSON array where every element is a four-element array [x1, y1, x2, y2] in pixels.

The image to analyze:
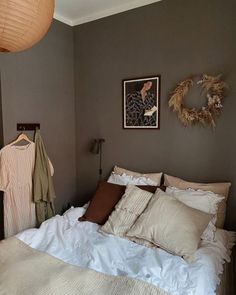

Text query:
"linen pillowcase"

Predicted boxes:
[[164, 174, 231, 228], [100, 184, 153, 237], [166, 186, 224, 241], [127, 189, 213, 262], [79, 182, 162, 225], [113, 166, 163, 185]]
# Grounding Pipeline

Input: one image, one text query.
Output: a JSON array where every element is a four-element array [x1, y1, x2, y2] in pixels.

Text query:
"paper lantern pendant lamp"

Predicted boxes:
[[0, 0, 55, 53]]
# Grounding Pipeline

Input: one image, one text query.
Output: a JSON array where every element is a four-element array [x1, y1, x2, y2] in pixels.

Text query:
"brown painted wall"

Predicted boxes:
[[0, 20, 77, 218], [74, 0, 236, 230]]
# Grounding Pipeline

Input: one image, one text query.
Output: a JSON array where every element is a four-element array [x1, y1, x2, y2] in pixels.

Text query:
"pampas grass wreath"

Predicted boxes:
[[168, 74, 228, 128]]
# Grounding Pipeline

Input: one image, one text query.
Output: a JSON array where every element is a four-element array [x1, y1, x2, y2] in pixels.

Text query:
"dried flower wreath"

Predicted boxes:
[[168, 74, 228, 128]]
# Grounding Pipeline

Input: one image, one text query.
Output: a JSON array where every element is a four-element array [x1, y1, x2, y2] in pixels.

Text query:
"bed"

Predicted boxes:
[[0, 206, 234, 295], [217, 253, 235, 295]]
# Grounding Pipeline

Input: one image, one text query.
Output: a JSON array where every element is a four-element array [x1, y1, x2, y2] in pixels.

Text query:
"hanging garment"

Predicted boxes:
[[33, 129, 56, 226], [0, 143, 36, 238]]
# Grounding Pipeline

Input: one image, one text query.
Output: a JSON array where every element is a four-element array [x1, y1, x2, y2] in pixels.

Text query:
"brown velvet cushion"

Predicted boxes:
[[79, 181, 165, 225]]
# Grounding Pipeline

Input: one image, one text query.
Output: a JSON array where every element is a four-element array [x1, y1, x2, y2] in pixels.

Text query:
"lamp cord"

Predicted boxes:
[[99, 141, 102, 181]]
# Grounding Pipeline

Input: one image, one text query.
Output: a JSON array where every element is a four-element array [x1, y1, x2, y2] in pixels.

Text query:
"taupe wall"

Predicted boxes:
[[0, 20, 77, 214], [74, 0, 236, 229]]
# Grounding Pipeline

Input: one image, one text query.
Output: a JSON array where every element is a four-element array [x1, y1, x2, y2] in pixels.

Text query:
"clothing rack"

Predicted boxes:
[[17, 123, 40, 131]]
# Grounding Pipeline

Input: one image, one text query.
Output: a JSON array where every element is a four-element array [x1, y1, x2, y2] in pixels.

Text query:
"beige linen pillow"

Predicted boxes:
[[166, 186, 224, 241], [164, 174, 231, 228], [100, 184, 153, 237], [113, 166, 163, 185], [127, 189, 213, 262]]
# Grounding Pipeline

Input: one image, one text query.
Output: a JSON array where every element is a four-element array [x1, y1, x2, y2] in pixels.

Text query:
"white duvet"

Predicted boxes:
[[16, 207, 235, 295]]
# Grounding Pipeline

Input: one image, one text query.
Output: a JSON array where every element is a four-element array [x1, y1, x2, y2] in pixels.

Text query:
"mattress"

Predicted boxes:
[[16, 206, 235, 295]]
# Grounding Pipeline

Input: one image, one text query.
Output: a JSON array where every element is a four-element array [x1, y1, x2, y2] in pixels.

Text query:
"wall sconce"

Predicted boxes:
[[90, 138, 105, 181]]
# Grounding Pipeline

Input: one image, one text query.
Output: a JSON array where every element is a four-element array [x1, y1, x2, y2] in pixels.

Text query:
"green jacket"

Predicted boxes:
[[33, 129, 56, 226]]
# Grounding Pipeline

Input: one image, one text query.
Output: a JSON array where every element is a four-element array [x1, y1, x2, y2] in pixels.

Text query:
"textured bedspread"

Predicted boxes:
[[0, 237, 169, 295]]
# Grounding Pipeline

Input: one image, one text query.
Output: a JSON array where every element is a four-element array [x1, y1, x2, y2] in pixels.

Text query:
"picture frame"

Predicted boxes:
[[123, 76, 160, 129]]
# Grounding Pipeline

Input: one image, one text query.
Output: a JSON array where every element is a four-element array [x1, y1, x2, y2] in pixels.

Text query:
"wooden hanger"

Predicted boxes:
[[9, 133, 33, 146]]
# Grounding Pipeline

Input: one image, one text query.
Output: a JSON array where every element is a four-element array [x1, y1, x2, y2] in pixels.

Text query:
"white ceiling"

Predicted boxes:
[[54, 0, 162, 26]]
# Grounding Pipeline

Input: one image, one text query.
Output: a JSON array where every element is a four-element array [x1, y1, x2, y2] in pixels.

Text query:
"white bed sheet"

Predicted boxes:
[[16, 207, 235, 295]]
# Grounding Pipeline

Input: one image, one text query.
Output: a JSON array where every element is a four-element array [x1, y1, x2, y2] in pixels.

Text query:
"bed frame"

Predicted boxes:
[[217, 248, 235, 295]]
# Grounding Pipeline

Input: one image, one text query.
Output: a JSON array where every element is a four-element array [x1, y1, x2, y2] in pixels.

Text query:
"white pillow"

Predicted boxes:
[[164, 174, 231, 228], [166, 187, 224, 241], [108, 172, 158, 186], [113, 166, 162, 185]]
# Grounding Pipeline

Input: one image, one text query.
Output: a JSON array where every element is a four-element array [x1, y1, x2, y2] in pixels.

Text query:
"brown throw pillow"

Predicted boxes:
[[79, 181, 165, 225]]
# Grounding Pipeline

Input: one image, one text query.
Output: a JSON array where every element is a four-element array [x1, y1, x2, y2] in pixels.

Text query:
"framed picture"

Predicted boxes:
[[123, 76, 160, 129]]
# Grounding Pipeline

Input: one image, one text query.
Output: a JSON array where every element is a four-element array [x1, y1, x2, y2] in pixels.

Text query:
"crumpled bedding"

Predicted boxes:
[[16, 207, 235, 295]]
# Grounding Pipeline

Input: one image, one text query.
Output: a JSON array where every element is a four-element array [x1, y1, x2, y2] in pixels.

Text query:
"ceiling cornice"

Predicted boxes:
[[53, 13, 73, 26], [54, 0, 162, 27]]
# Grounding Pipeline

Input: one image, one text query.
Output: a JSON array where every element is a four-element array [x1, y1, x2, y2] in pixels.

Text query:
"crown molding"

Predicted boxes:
[[53, 13, 73, 26], [54, 0, 162, 27]]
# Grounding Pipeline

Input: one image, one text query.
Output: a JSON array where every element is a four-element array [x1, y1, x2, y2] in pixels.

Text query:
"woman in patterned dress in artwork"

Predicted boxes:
[[126, 80, 157, 127]]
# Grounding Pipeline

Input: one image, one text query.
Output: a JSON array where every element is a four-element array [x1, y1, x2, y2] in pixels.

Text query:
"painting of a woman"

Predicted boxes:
[[123, 76, 160, 129]]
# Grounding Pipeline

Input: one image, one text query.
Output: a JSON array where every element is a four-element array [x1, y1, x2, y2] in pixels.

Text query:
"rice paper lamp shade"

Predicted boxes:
[[0, 0, 55, 53]]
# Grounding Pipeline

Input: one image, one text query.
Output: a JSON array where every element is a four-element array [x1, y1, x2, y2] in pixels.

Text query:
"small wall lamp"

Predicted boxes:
[[90, 138, 105, 180]]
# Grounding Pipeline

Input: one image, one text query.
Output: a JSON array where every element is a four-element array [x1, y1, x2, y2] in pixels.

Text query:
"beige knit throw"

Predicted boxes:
[[0, 238, 169, 295]]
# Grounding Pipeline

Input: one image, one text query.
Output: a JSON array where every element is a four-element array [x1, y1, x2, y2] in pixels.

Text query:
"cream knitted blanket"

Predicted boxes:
[[0, 238, 169, 295]]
